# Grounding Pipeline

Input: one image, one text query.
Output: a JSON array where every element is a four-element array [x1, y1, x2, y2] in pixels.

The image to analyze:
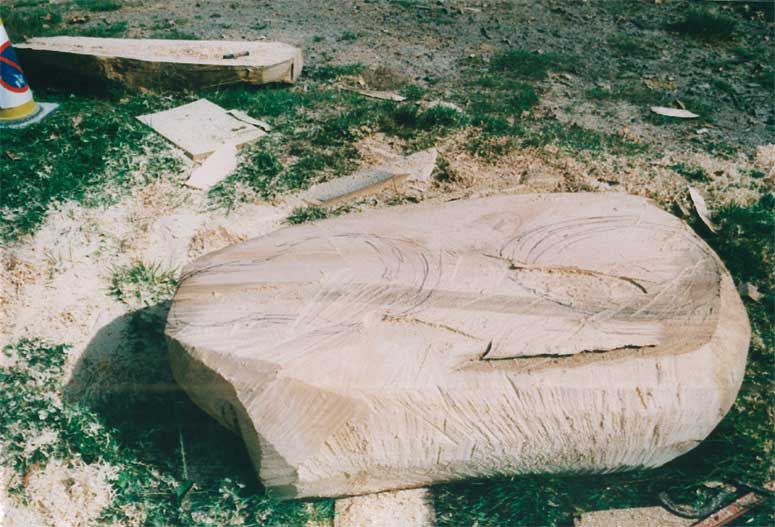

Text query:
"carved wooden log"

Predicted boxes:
[[15, 37, 302, 92], [165, 193, 749, 499]]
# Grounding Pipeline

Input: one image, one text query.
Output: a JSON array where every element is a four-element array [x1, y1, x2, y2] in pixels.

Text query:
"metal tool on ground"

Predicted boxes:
[[690, 479, 775, 527], [223, 50, 250, 59], [658, 479, 775, 527], [0, 17, 57, 129]]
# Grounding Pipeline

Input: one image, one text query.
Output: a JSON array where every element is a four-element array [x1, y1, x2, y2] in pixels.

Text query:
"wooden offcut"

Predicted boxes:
[[298, 148, 437, 206], [137, 99, 265, 161], [574, 507, 692, 527], [185, 144, 239, 190], [166, 193, 750, 499], [15, 37, 303, 92]]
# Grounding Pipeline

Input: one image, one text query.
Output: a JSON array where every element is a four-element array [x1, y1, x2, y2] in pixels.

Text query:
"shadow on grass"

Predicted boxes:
[[66, 303, 255, 486], [65, 303, 331, 526]]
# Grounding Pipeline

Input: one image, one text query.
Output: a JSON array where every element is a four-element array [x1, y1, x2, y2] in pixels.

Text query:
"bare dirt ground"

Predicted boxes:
[[100, 0, 774, 150]]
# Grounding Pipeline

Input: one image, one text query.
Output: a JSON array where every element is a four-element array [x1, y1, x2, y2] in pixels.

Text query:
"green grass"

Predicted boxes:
[[0, 96, 182, 241], [671, 163, 709, 182], [669, 8, 738, 41], [206, 81, 467, 209], [489, 49, 573, 81], [148, 29, 201, 40], [454, 49, 547, 156], [399, 84, 427, 101], [76, 0, 123, 12], [0, 333, 333, 526], [0, 2, 129, 39], [72, 21, 128, 38], [338, 30, 358, 42], [0, 5, 62, 38], [607, 33, 658, 59], [584, 81, 667, 106], [465, 80, 537, 135], [308, 63, 364, 81], [109, 262, 179, 308], [523, 121, 647, 155], [286, 206, 333, 224]]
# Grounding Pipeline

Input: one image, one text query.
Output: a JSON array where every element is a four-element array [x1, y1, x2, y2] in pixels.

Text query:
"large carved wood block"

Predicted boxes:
[[165, 193, 749, 499], [15, 37, 302, 92]]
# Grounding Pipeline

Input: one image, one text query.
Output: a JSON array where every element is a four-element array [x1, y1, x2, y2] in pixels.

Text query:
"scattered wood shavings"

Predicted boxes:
[[688, 186, 718, 233], [651, 106, 699, 119], [137, 99, 265, 161], [340, 86, 407, 102], [738, 282, 763, 302]]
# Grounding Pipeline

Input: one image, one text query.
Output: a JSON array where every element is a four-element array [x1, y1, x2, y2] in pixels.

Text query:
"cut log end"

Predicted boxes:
[[15, 37, 303, 92]]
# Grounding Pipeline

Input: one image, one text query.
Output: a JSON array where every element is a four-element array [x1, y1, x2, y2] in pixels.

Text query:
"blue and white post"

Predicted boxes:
[[0, 17, 56, 128]]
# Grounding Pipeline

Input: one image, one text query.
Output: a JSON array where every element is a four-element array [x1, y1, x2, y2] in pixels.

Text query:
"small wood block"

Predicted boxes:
[[575, 507, 692, 527], [299, 148, 437, 206], [185, 144, 239, 190], [137, 99, 265, 161]]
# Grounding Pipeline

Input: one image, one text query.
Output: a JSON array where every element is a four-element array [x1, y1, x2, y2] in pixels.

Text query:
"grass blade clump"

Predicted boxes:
[[669, 8, 738, 41]]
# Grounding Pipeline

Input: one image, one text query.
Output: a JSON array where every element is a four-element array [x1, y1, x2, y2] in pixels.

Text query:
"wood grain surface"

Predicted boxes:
[[166, 193, 750, 499], [16, 37, 302, 92]]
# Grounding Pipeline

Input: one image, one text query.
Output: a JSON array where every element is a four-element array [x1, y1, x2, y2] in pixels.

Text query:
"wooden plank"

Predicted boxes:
[[166, 193, 750, 499], [137, 99, 265, 161], [185, 144, 239, 190], [15, 37, 303, 92], [575, 506, 692, 527], [298, 148, 437, 206]]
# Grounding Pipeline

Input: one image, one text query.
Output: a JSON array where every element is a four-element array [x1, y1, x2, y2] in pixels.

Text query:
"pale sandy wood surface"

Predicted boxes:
[[137, 99, 265, 161], [297, 148, 437, 207], [185, 144, 239, 190], [574, 506, 692, 527], [165, 193, 750, 499], [334, 488, 435, 527], [15, 37, 302, 92]]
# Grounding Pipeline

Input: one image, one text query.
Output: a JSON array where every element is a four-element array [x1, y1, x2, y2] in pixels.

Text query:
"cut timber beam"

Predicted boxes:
[[15, 37, 303, 92]]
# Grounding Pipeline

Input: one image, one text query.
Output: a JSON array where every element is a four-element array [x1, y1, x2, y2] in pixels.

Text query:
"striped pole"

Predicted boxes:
[[0, 16, 39, 123]]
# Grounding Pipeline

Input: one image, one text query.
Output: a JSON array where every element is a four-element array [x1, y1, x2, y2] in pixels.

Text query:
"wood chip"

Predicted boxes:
[[137, 99, 265, 161], [737, 282, 763, 302], [651, 106, 699, 119], [574, 506, 692, 527], [335, 488, 435, 527], [688, 186, 718, 233], [185, 144, 239, 190], [341, 86, 407, 102], [297, 148, 437, 207]]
